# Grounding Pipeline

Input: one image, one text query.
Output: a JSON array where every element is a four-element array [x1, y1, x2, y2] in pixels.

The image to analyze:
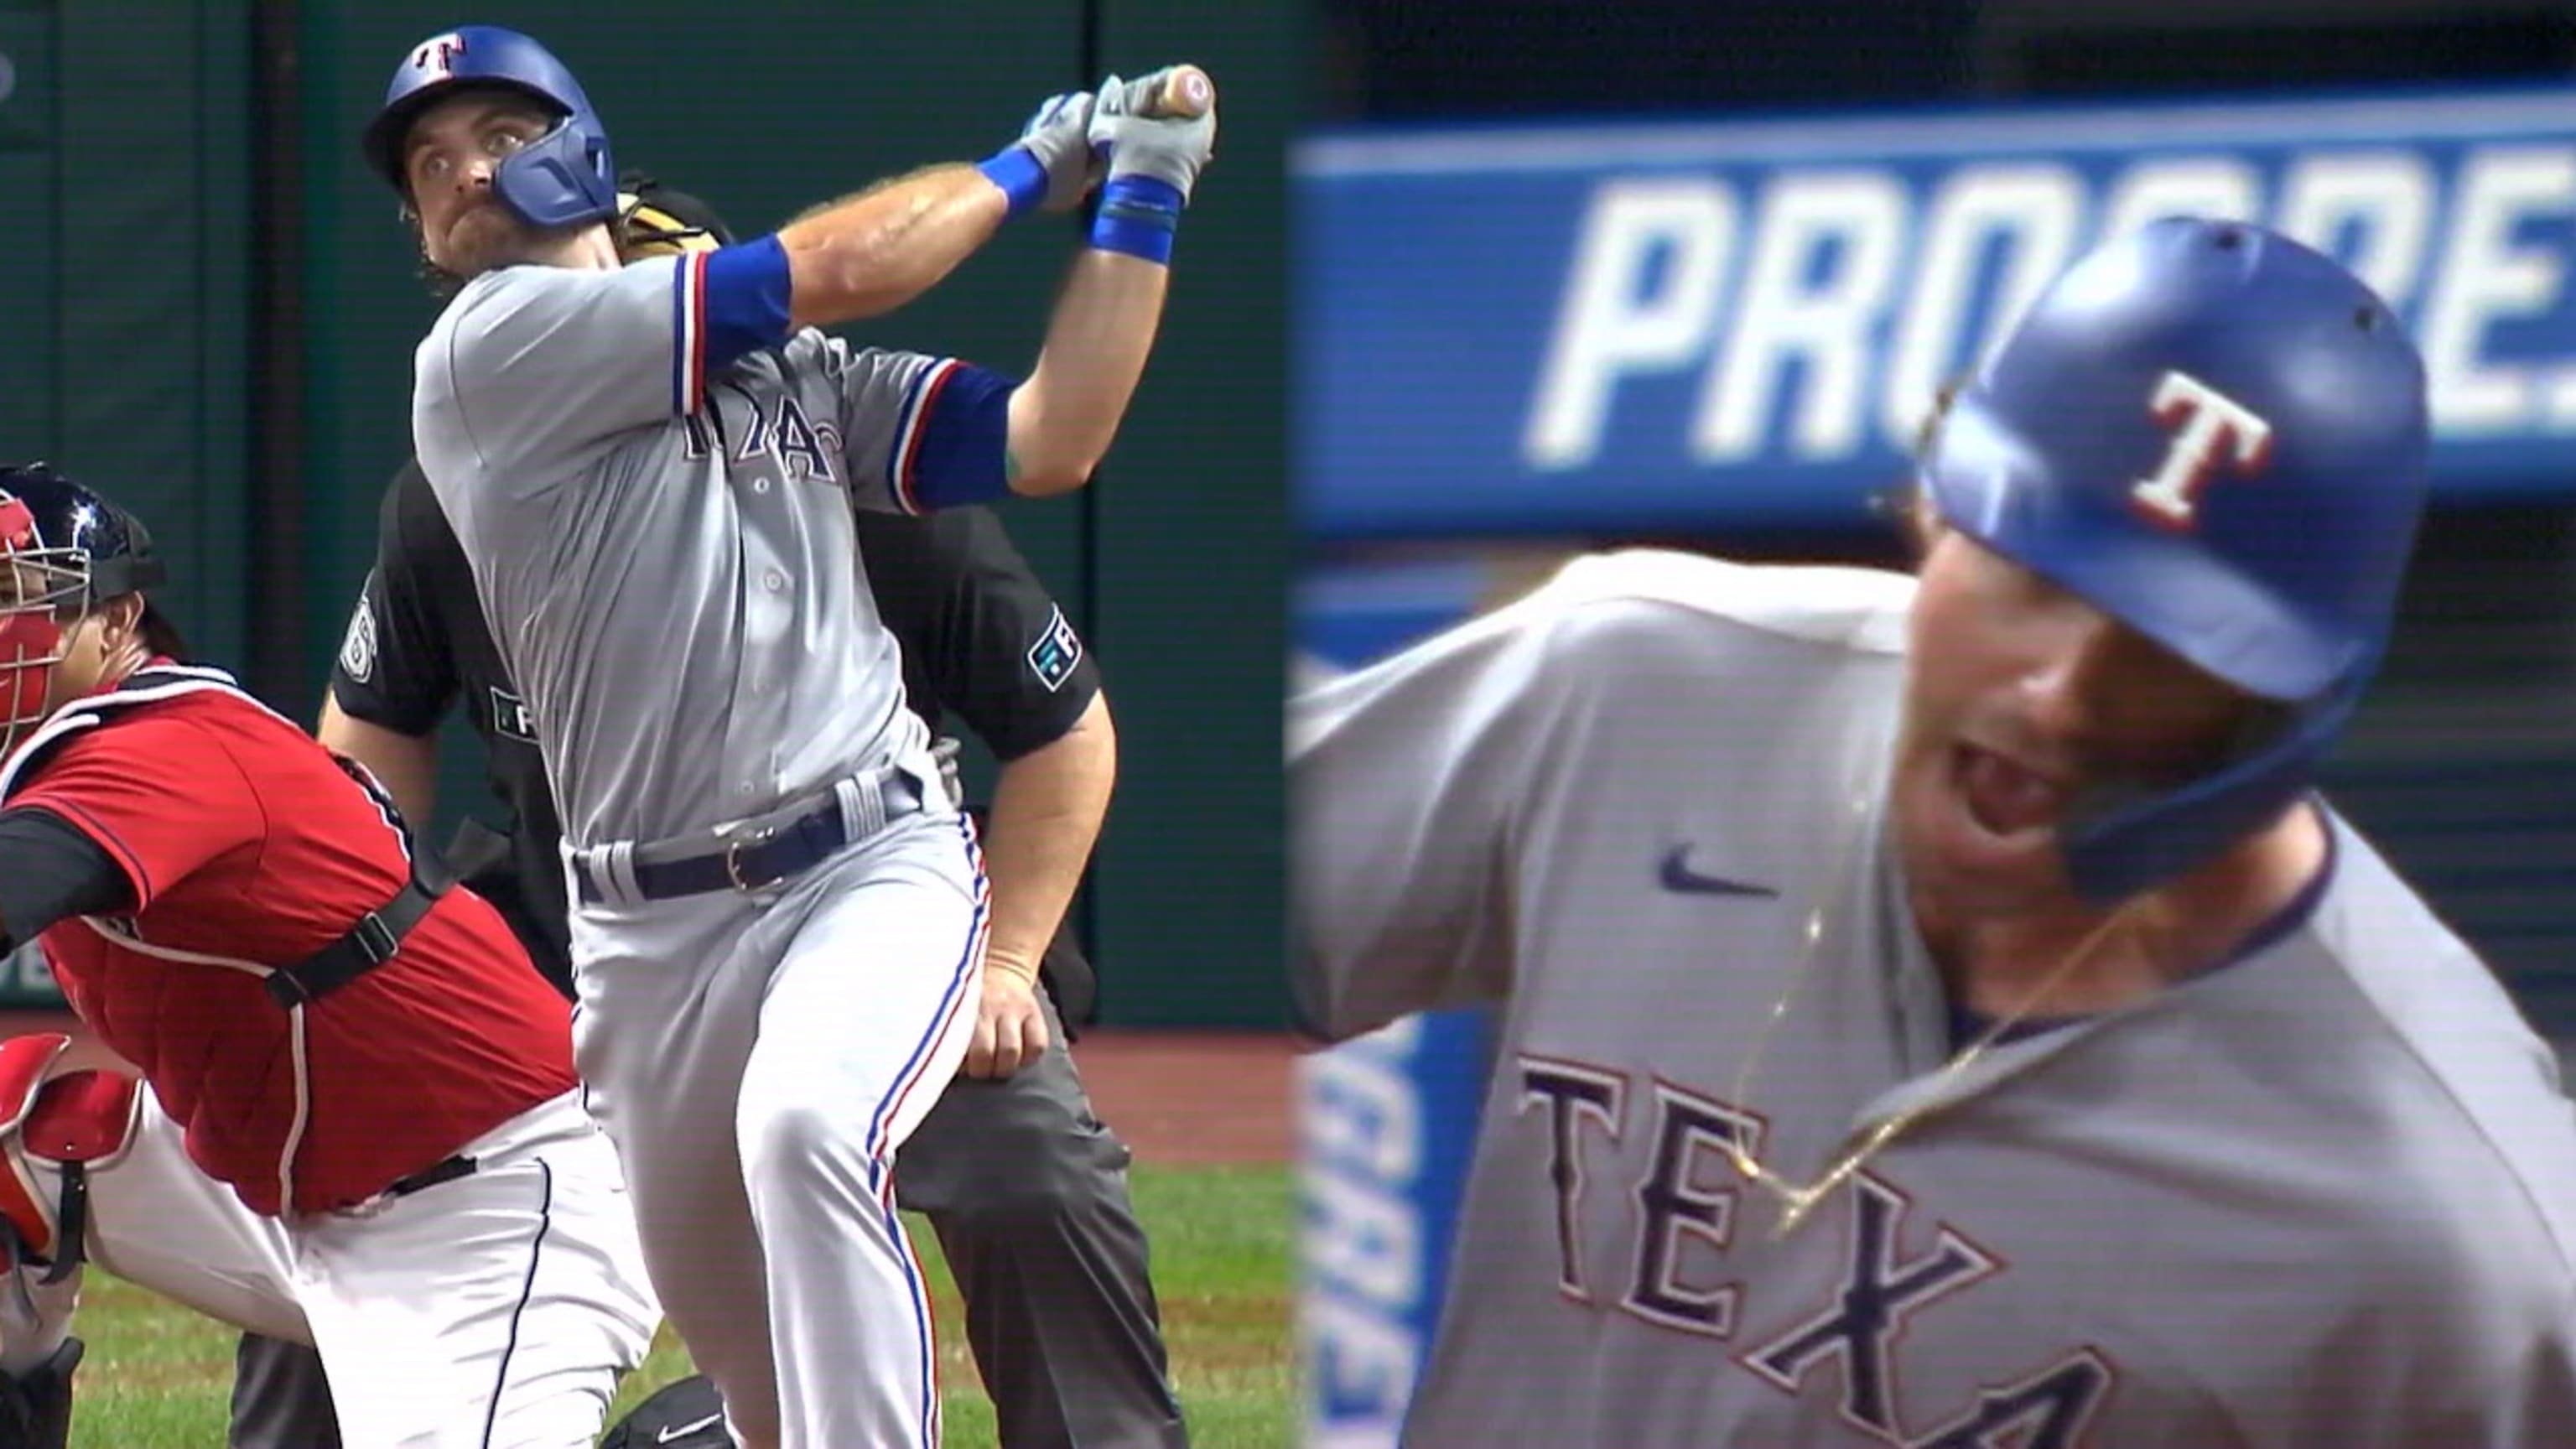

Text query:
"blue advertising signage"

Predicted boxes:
[[1296, 86, 2576, 539], [1294, 559, 1498, 1448]]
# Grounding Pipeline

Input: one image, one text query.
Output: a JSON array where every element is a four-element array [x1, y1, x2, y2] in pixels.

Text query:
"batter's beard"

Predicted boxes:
[[419, 203, 575, 295], [444, 203, 540, 275]]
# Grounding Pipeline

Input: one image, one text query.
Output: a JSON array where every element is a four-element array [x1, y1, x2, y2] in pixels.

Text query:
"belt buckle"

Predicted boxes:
[[724, 824, 783, 893]]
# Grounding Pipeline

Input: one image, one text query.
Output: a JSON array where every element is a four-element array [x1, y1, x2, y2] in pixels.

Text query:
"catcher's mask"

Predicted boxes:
[[615, 176, 735, 260], [0, 464, 167, 762]]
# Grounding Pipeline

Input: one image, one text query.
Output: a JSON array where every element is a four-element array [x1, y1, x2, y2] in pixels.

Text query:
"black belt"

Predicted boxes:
[[265, 856, 454, 1010], [579, 773, 925, 905], [387, 1154, 477, 1199]]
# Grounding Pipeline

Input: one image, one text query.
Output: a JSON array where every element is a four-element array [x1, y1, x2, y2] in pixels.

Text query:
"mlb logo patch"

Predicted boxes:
[[487, 687, 538, 743], [1026, 606, 1084, 693]]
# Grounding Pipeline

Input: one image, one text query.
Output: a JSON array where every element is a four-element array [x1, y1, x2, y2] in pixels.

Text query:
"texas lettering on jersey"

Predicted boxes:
[[1516, 1054, 2112, 1447], [679, 386, 844, 486]]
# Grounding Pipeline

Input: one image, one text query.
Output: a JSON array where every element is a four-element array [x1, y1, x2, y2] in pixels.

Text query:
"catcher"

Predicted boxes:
[[0, 461, 658, 1446]]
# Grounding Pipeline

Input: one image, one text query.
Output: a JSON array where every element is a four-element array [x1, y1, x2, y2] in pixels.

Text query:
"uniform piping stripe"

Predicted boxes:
[[75, 922, 269, 974], [887, 359, 963, 516], [880, 1167, 942, 1446], [479, 1158, 555, 1447], [671, 252, 710, 418], [279, 1007, 309, 1217], [861, 812, 990, 1166], [844, 815, 985, 1446], [865, 895, 987, 1166], [69, 922, 311, 1210]]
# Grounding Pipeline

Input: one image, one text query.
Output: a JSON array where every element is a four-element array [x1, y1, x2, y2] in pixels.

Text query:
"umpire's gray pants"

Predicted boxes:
[[898, 989, 1189, 1449], [228, 990, 1187, 1449]]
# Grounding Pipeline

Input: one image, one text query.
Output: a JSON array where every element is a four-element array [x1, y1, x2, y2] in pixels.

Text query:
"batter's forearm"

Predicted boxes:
[[780, 164, 1010, 330], [1003, 251, 1171, 496], [975, 695, 1117, 981]]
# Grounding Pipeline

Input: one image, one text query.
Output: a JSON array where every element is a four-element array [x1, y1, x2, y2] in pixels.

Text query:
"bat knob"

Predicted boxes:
[[1151, 65, 1214, 120]]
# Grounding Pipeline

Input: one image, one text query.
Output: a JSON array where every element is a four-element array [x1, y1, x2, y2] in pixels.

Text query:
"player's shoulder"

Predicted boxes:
[[2309, 818, 2576, 1276], [432, 259, 677, 345], [1514, 548, 1915, 663], [379, 456, 447, 543], [23, 681, 267, 777], [426, 266, 533, 342]]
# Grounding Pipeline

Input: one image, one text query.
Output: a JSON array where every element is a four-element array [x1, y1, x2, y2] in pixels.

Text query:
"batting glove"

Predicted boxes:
[[979, 90, 1100, 219], [1084, 68, 1215, 264], [1088, 68, 1217, 205]]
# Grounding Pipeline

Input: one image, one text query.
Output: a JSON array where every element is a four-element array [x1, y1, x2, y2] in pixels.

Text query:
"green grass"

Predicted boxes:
[[69, 1164, 1296, 1448]]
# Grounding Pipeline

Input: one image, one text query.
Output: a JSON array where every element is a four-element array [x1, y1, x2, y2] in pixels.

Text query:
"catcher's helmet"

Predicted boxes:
[[615, 174, 737, 259], [0, 463, 168, 758], [363, 25, 618, 231], [1920, 216, 2429, 901]]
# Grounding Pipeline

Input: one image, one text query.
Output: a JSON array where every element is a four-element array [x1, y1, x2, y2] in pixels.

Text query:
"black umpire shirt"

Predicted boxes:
[[329, 460, 1105, 1018]]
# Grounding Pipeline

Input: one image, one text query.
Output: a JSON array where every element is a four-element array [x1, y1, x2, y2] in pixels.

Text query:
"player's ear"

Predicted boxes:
[[99, 594, 147, 650]]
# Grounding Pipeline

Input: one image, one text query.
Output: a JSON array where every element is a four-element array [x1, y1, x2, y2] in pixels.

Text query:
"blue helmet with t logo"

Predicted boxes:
[[1920, 216, 2430, 901]]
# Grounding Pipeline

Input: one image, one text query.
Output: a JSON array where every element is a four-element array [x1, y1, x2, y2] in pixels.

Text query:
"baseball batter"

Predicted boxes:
[[229, 180, 1191, 1449], [0, 464, 657, 1446], [1291, 219, 2576, 1446], [366, 25, 1211, 1448]]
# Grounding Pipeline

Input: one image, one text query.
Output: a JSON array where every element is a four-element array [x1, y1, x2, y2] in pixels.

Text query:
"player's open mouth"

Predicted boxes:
[[1952, 743, 2070, 839]]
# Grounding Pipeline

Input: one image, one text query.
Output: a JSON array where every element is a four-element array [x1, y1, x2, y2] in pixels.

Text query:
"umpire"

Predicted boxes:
[[232, 181, 1191, 1449]]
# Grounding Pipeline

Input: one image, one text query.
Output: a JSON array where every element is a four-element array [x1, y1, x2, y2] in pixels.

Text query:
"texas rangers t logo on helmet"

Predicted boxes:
[[412, 31, 466, 76], [2131, 370, 2273, 529]]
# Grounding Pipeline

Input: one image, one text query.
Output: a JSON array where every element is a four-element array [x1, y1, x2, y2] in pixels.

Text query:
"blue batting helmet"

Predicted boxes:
[[362, 25, 619, 231], [1920, 216, 2431, 902]]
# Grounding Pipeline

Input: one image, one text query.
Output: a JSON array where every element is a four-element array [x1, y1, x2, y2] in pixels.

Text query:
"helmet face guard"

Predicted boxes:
[[0, 464, 169, 764], [1919, 217, 2431, 902], [0, 494, 87, 761]]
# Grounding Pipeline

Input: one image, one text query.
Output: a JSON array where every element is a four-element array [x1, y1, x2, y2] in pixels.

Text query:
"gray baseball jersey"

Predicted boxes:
[[411, 252, 1006, 848], [1291, 549, 2576, 1447], [411, 247, 1018, 1445]]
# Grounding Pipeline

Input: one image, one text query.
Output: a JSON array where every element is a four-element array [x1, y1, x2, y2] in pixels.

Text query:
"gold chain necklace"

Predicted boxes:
[[1721, 846, 2137, 1240]]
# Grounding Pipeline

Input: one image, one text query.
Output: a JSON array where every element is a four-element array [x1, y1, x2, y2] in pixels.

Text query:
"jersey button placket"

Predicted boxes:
[[735, 494, 797, 808]]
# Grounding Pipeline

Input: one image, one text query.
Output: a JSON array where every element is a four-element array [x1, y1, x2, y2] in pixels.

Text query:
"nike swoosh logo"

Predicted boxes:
[[659, 1412, 725, 1443], [1659, 845, 1779, 898]]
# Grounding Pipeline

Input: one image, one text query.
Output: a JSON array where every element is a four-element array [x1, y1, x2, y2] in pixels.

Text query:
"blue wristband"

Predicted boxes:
[[1088, 175, 1183, 265], [977, 147, 1048, 218]]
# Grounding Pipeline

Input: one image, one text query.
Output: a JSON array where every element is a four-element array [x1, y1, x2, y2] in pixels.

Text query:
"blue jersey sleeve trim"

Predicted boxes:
[[887, 361, 1018, 513], [698, 235, 793, 382]]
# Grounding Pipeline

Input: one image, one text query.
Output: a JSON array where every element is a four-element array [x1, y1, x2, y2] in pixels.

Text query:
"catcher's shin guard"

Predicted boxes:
[[0, 1337, 79, 1449]]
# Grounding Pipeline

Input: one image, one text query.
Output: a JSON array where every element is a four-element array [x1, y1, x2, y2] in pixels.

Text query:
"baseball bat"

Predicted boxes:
[[1143, 65, 1213, 120]]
